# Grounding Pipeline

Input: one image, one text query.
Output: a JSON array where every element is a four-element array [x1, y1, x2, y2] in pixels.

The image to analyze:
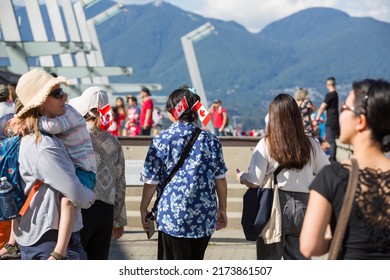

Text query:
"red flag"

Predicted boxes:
[[171, 97, 189, 120], [192, 101, 211, 126], [99, 104, 113, 130]]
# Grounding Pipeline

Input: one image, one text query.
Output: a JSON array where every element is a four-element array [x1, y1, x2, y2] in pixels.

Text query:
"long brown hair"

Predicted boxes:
[[267, 93, 313, 169]]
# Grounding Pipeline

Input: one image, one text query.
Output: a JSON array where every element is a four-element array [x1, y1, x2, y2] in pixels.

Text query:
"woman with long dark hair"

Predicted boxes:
[[300, 79, 390, 259], [237, 93, 329, 259]]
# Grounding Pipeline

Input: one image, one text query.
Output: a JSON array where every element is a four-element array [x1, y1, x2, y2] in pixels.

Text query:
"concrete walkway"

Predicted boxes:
[[108, 227, 326, 260], [108, 227, 256, 260]]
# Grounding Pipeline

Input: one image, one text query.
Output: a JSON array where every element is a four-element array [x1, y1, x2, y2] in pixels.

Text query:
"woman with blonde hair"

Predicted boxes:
[[294, 88, 317, 135], [2, 69, 94, 260]]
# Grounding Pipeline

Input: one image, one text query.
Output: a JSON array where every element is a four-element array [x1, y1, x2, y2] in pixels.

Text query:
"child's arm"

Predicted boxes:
[[39, 104, 80, 135], [49, 196, 75, 260]]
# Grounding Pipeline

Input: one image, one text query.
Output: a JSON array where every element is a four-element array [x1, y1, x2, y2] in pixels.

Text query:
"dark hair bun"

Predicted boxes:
[[165, 86, 201, 123]]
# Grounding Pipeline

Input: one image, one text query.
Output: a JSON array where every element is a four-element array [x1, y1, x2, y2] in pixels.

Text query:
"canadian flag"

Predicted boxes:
[[171, 97, 189, 120], [192, 101, 211, 126], [99, 104, 113, 130]]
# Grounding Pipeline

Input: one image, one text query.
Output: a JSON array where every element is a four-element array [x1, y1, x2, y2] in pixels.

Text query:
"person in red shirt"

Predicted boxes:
[[209, 99, 228, 136], [139, 87, 154, 136]]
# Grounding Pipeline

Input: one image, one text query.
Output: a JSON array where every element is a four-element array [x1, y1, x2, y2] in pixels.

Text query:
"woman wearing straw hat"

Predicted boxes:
[[5, 69, 94, 260]]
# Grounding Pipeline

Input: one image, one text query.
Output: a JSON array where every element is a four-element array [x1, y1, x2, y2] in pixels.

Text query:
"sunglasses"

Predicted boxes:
[[341, 102, 359, 114], [49, 88, 65, 99]]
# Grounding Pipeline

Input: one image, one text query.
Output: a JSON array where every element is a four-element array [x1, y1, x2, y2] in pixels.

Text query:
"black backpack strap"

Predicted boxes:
[[161, 127, 201, 187], [152, 127, 201, 212], [273, 166, 283, 184]]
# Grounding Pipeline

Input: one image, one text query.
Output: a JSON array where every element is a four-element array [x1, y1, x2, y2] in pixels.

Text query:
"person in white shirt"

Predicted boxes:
[[237, 93, 329, 260]]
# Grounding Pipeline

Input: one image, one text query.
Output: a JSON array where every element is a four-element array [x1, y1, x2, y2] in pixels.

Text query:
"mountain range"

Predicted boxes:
[[12, 1, 390, 129]]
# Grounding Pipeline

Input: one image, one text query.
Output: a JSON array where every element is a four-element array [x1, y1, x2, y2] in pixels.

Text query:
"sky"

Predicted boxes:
[[119, 0, 390, 32], [11, 0, 390, 32]]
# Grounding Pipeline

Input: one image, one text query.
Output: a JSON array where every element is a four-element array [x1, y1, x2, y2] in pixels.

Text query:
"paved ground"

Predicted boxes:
[[108, 227, 326, 260], [108, 227, 256, 260]]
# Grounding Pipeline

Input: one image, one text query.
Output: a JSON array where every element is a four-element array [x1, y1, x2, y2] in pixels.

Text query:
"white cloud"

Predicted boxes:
[[199, 0, 341, 32], [152, 0, 390, 32], [14, 0, 389, 32], [338, 0, 390, 24]]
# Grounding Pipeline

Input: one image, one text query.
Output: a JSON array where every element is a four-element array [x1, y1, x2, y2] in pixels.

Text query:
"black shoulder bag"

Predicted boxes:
[[241, 165, 284, 241], [151, 127, 202, 214]]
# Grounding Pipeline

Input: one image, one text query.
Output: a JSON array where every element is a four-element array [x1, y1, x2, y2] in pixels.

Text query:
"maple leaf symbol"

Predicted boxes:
[[177, 105, 183, 112], [199, 110, 205, 117]]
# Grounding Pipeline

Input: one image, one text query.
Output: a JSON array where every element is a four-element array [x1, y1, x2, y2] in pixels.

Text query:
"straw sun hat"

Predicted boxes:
[[15, 69, 68, 117]]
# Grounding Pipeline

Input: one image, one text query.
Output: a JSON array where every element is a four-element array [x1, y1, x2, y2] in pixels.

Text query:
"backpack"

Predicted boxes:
[[0, 135, 42, 221], [0, 135, 25, 221]]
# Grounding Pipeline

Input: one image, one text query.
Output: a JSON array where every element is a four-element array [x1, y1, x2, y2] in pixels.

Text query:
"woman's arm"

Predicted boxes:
[[311, 101, 317, 112], [215, 177, 228, 230], [140, 183, 158, 232], [236, 171, 259, 189], [300, 190, 332, 257]]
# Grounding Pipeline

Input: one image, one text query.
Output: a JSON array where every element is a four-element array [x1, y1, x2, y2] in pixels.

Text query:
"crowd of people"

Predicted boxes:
[[106, 88, 165, 137], [138, 77, 389, 260], [0, 70, 389, 260]]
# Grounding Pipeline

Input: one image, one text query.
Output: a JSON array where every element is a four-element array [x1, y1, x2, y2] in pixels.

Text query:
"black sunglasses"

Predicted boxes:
[[49, 88, 64, 99]]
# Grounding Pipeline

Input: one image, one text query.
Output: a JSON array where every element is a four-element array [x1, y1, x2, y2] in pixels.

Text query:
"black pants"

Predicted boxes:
[[325, 126, 339, 163], [158, 231, 211, 260], [80, 200, 114, 260]]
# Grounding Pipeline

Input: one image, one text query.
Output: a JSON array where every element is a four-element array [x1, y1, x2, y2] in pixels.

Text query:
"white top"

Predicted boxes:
[[14, 133, 94, 246], [241, 137, 330, 193]]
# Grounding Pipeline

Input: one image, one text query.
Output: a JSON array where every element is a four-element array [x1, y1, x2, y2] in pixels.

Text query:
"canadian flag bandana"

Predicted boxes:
[[99, 104, 113, 130], [171, 97, 189, 120], [192, 101, 211, 126]]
